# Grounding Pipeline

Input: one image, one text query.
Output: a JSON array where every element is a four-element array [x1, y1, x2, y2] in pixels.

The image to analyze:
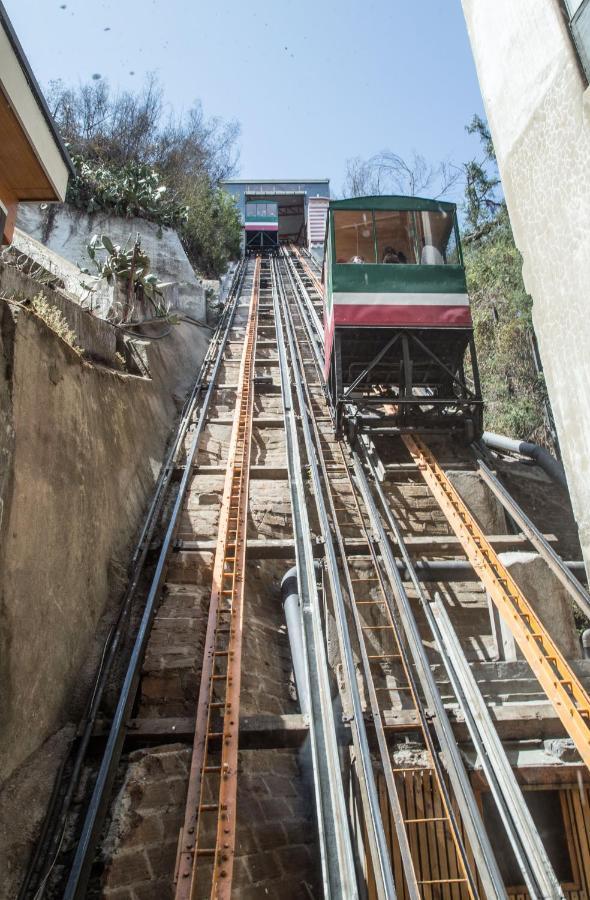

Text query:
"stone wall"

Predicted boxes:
[[0, 289, 208, 783], [461, 0, 590, 577]]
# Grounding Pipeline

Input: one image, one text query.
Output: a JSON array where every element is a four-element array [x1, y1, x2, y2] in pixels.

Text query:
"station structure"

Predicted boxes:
[[220, 178, 330, 257]]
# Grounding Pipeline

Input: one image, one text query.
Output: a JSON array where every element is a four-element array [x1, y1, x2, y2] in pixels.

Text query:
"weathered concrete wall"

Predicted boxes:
[[16, 203, 207, 321], [461, 0, 590, 576], [0, 295, 208, 782]]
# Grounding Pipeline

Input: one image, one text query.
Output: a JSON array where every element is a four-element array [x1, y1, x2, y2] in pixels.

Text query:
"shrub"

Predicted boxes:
[[30, 293, 81, 352]]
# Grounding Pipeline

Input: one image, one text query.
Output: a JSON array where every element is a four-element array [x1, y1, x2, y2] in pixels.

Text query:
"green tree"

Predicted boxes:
[[462, 117, 555, 447], [48, 76, 241, 277]]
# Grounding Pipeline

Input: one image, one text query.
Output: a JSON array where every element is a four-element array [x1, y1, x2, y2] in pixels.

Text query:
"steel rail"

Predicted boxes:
[[477, 458, 590, 619], [270, 256, 359, 899], [350, 449, 505, 899], [404, 433, 590, 773], [21, 259, 248, 900], [176, 256, 260, 899], [360, 440, 562, 899], [62, 261, 248, 900], [431, 595, 564, 900], [289, 242, 325, 299], [279, 249, 482, 898], [274, 255, 396, 899], [277, 250, 425, 897], [281, 245, 324, 350]]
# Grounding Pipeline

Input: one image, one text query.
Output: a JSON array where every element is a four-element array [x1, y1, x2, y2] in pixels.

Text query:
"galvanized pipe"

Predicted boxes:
[[482, 431, 567, 489], [280, 567, 310, 715]]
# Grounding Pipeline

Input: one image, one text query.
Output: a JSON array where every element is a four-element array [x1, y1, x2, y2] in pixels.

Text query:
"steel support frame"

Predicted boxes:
[[352, 448, 506, 900], [404, 433, 590, 772], [175, 257, 260, 899], [271, 258, 359, 898], [62, 262, 247, 900], [275, 255, 397, 899], [359, 439, 562, 898]]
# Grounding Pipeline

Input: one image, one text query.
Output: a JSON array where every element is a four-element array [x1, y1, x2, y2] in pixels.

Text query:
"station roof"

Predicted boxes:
[[221, 178, 330, 184], [331, 195, 457, 212], [0, 1, 74, 204]]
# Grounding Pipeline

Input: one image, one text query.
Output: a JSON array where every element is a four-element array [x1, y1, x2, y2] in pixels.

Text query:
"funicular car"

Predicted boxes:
[[244, 200, 279, 253], [323, 196, 483, 440]]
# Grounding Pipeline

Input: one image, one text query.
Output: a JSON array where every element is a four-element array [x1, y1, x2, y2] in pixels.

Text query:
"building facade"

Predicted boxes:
[[220, 178, 330, 253], [462, 0, 590, 575]]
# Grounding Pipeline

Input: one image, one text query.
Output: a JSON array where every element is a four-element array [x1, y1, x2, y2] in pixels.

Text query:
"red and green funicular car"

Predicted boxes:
[[322, 196, 483, 440]]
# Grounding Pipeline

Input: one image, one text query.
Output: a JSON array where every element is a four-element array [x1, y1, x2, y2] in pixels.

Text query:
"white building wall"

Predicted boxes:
[[462, 0, 590, 573]]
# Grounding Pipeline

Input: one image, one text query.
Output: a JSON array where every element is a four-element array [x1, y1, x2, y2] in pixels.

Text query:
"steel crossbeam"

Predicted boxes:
[[175, 258, 260, 900], [403, 433, 590, 772]]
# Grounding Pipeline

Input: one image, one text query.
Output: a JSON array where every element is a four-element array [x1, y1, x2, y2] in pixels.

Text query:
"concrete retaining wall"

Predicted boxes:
[[0, 292, 208, 782], [16, 203, 207, 322]]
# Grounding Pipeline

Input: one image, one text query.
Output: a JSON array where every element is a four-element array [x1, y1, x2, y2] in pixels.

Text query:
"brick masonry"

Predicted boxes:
[[101, 746, 320, 899]]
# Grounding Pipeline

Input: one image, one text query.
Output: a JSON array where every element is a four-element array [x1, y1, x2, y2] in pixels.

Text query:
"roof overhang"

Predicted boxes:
[[331, 195, 457, 213], [0, 2, 73, 204]]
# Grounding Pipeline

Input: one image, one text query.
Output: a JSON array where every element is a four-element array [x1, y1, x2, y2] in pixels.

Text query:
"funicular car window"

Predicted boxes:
[[246, 202, 256, 216], [375, 210, 417, 264], [333, 210, 376, 263], [415, 210, 458, 264]]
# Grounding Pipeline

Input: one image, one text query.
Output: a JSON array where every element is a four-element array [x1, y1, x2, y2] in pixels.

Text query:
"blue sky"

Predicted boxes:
[[5, 0, 485, 198]]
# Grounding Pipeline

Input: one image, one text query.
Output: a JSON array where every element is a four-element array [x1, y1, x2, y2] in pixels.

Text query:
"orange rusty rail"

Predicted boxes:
[[403, 432, 590, 772], [175, 257, 260, 900]]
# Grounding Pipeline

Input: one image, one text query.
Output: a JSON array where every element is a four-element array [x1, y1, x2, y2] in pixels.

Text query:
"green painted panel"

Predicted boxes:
[[332, 263, 467, 294], [330, 195, 456, 214], [244, 216, 278, 223]]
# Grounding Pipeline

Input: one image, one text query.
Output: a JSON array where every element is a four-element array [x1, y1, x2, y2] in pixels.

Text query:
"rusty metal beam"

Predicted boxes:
[[175, 257, 260, 900]]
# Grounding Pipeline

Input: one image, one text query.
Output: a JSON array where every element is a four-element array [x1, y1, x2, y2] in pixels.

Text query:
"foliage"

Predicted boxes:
[[48, 75, 241, 277], [180, 178, 242, 279], [67, 155, 188, 228], [80, 233, 180, 323], [461, 122, 553, 445], [30, 293, 81, 352], [463, 115, 503, 232]]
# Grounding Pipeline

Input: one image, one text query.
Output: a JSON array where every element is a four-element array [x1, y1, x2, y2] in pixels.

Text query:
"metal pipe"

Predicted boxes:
[[431, 595, 564, 900], [477, 459, 590, 618], [482, 431, 567, 489], [280, 567, 310, 714]]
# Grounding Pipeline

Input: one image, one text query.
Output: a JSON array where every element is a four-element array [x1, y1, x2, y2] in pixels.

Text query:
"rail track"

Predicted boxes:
[[22, 248, 590, 900]]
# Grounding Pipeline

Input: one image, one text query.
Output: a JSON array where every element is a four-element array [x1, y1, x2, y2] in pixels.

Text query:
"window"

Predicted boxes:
[[333, 210, 376, 263], [414, 209, 458, 265], [333, 207, 459, 265], [563, 0, 590, 82], [246, 202, 256, 216], [375, 210, 418, 264]]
